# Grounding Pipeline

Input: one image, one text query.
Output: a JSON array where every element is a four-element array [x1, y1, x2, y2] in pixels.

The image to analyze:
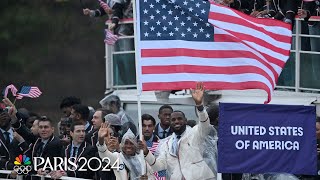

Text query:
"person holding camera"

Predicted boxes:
[[97, 124, 155, 180], [0, 99, 30, 178]]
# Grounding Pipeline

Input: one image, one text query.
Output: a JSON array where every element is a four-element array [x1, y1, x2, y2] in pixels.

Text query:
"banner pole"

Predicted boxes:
[[217, 173, 222, 180], [132, 0, 145, 175]]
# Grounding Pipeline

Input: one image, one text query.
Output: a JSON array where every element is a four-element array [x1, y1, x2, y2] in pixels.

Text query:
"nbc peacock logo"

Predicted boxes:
[[13, 154, 32, 175]]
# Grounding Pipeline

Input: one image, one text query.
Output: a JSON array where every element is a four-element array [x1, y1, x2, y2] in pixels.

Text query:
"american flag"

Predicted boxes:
[[98, 0, 111, 12], [3, 84, 18, 97], [136, 0, 292, 103], [104, 29, 119, 45], [16, 86, 42, 99], [147, 141, 159, 153], [147, 141, 166, 180]]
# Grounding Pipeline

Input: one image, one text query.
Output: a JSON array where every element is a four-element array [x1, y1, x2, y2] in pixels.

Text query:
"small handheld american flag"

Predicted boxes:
[[98, 0, 111, 12], [16, 86, 42, 99], [104, 29, 119, 45], [2, 84, 18, 97]]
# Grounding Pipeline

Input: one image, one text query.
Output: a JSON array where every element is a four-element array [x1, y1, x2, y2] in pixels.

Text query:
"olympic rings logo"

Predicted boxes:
[[13, 165, 32, 175]]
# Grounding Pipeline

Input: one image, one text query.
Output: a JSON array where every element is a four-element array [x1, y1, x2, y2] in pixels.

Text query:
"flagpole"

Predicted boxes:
[[12, 98, 17, 105], [131, 0, 145, 175]]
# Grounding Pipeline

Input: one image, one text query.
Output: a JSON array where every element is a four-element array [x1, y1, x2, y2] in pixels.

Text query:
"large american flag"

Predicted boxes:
[[136, 0, 292, 103], [16, 86, 42, 99]]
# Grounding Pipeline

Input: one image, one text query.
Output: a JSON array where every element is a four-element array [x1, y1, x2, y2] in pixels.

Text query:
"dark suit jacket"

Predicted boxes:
[[12, 120, 38, 144], [63, 141, 96, 179], [154, 123, 173, 139], [29, 136, 62, 172], [0, 129, 29, 178], [86, 124, 94, 135], [85, 130, 98, 147]]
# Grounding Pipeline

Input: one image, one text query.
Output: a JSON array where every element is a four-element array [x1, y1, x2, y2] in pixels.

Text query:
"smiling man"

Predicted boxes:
[[49, 122, 96, 179], [139, 82, 216, 180]]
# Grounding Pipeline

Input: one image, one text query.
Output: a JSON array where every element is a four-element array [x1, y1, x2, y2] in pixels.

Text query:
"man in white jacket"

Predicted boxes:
[[139, 82, 216, 180]]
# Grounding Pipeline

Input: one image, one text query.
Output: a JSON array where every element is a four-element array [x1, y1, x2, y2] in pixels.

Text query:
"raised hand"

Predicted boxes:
[[83, 8, 92, 16], [2, 97, 18, 123], [298, 9, 308, 18], [107, 136, 120, 152], [98, 123, 110, 145], [191, 82, 204, 106]]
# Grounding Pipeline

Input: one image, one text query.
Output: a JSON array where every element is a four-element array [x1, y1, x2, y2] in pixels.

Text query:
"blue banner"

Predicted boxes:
[[218, 103, 317, 175]]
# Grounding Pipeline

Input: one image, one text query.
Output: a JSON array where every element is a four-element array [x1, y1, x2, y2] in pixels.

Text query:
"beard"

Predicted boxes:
[[173, 124, 186, 135]]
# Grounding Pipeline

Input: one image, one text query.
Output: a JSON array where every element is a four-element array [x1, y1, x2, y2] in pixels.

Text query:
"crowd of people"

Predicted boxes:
[[1, 82, 320, 180], [1, 0, 320, 179], [0, 82, 217, 180]]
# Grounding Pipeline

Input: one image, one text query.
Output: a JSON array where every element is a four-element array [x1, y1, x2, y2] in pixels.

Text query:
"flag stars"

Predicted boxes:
[[169, 32, 174, 36], [174, 5, 180, 9], [205, 33, 210, 38], [174, 27, 179, 31], [181, 10, 185, 15], [193, 33, 198, 38], [174, 16, 179, 20], [149, 4, 154, 8], [150, 15, 155, 20], [180, 21, 185, 26], [193, 22, 198, 26], [156, 20, 161, 25], [143, 9, 148, 14], [144, 32, 149, 37], [168, 21, 173, 25], [168, 10, 173, 14], [162, 26, 168, 31], [188, 7, 193, 12], [195, 3, 200, 7], [195, 13, 199, 17], [162, 15, 167, 20], [156, 9, 161, 14], [155, 0, 160, 2], [156, 32, 162, 37], [144, 0, 147, 2], [144, 21, 149, 25], [206, 23, 210, 27], [187, 16, 191, 21], [150, 26, 155, 31], [187, 27, 191, 32], [183, 1, 188, 5], [199, 27, 204, 32], [201, 9, 206, 14], [181, 33, 186, 37], [161, 4, 167, 9]]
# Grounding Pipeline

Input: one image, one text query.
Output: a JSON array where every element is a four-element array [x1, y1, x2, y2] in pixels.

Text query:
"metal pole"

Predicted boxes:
[[105, 36, 113, 91], [131, 0, 145, 175], [295, 18, 301, 92]]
